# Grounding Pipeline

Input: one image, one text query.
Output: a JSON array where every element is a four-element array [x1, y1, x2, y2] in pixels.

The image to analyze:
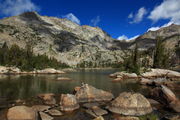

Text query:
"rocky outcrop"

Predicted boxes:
[[0, 66, 65, 74], [0, 66, 21, 74], [7, 106, 37, 120], [75, 84, 114, 103], [141, 69, 180, 78], [110, 72, 138, 79], [60, 94, 79, 112], [107, 92, 152, 116], [35, 68, 65, 74], [38, 93, 56, 105]]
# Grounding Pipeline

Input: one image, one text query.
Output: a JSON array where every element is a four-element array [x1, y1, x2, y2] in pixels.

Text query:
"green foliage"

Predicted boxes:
[[0, 43, 69, 71], [122, 43, 140, 74], [153, 37, 170, 68], [139, 113, 158, 120]]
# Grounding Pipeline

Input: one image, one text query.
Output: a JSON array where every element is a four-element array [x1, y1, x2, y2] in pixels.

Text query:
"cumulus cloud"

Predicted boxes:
[[90, 16, 100, 26], [147, 22, 173, 31], [117, 35, 139, 41], [148, 0, 180, 24], [129, 7, 147, 24], [63, 13, 81, 24], [0, 0, 39, 16]]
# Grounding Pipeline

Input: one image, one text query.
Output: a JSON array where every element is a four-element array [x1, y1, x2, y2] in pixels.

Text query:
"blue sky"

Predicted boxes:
[[0, 0, 180, 40]]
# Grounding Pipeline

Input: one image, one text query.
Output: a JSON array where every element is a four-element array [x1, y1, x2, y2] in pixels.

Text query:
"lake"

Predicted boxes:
[[0, 69, 149, 100]]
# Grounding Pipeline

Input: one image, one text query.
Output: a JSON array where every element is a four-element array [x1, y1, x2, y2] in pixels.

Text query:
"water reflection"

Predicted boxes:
[[0, 69, 149, 100]]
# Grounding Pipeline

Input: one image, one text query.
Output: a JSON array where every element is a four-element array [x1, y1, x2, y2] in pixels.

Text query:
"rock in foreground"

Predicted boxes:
[[60, 94, 79, 112], [75, 84, 114, 103], [38, 93, 56, 105], [107, 92, 152, 116], [7, 106, 37, 120]]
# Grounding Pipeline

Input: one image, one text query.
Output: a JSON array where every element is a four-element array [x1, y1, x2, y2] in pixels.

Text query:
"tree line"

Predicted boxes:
[[0, 43, 69, 71]]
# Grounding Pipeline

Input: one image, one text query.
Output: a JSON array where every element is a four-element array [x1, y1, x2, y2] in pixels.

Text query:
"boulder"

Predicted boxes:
[[38, 93, 56, 105], [7, 106, 37, 120], [39, 112, 53, 120], [31, 105, 51, 112], [110, 72, 138, 79], [107, 92, 152, 116], [150, 85, 178, 104], [169, 100, 180, 113], [161, 85, 177, 102], [60, 94, 79, 112], [75, 84, 114, 103], [141, 69, 180, 78]]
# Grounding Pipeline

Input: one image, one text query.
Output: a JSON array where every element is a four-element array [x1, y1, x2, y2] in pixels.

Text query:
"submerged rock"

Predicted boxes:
[[107, 92, 152, 116], [7, 106, 37, 120], [57, 77, 72, 81], [75, 84, 114, 103], [38, 93, 56, 105], [60, 94, 79, 112]]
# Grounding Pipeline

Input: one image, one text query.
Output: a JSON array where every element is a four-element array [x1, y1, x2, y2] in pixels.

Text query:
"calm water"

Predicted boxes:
[[0, 69, 149, 100]]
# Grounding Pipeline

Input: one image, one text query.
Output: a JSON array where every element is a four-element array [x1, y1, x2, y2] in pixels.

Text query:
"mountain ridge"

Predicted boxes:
[[0, 12, 179, 67]]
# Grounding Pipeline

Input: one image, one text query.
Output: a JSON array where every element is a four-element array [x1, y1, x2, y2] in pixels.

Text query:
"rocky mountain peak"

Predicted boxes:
[[19, 11, 41, 21]]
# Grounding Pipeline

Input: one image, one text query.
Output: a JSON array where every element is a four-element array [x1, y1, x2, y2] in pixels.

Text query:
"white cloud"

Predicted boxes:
[[129, 7, 147, 24], [63, 13, 81, 24], [117, 35, 139, 41], [128, 13, 133, 19], [0, 0, 39, 16], [148, 0, 180, 24], [90, 16, 100, 26], [147, 22, 173, 31], [117, 35, 128, 40]]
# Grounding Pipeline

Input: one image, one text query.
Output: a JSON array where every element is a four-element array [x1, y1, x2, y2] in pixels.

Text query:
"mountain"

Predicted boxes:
[[0, 12, 123, 67], [0, 12, 179, 67], [126, 24, 180, 50]]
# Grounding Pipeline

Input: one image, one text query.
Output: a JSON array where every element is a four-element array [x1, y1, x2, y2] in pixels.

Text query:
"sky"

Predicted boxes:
[[0, 0, 180, 40]]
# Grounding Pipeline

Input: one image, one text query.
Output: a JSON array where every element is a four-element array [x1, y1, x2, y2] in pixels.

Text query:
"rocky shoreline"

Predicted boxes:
[[0, 83, 179, 120], [0, 66, 65, 74]]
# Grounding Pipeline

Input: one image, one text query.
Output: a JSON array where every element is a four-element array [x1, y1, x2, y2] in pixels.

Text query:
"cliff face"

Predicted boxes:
[[0, 12, 179, 67]]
